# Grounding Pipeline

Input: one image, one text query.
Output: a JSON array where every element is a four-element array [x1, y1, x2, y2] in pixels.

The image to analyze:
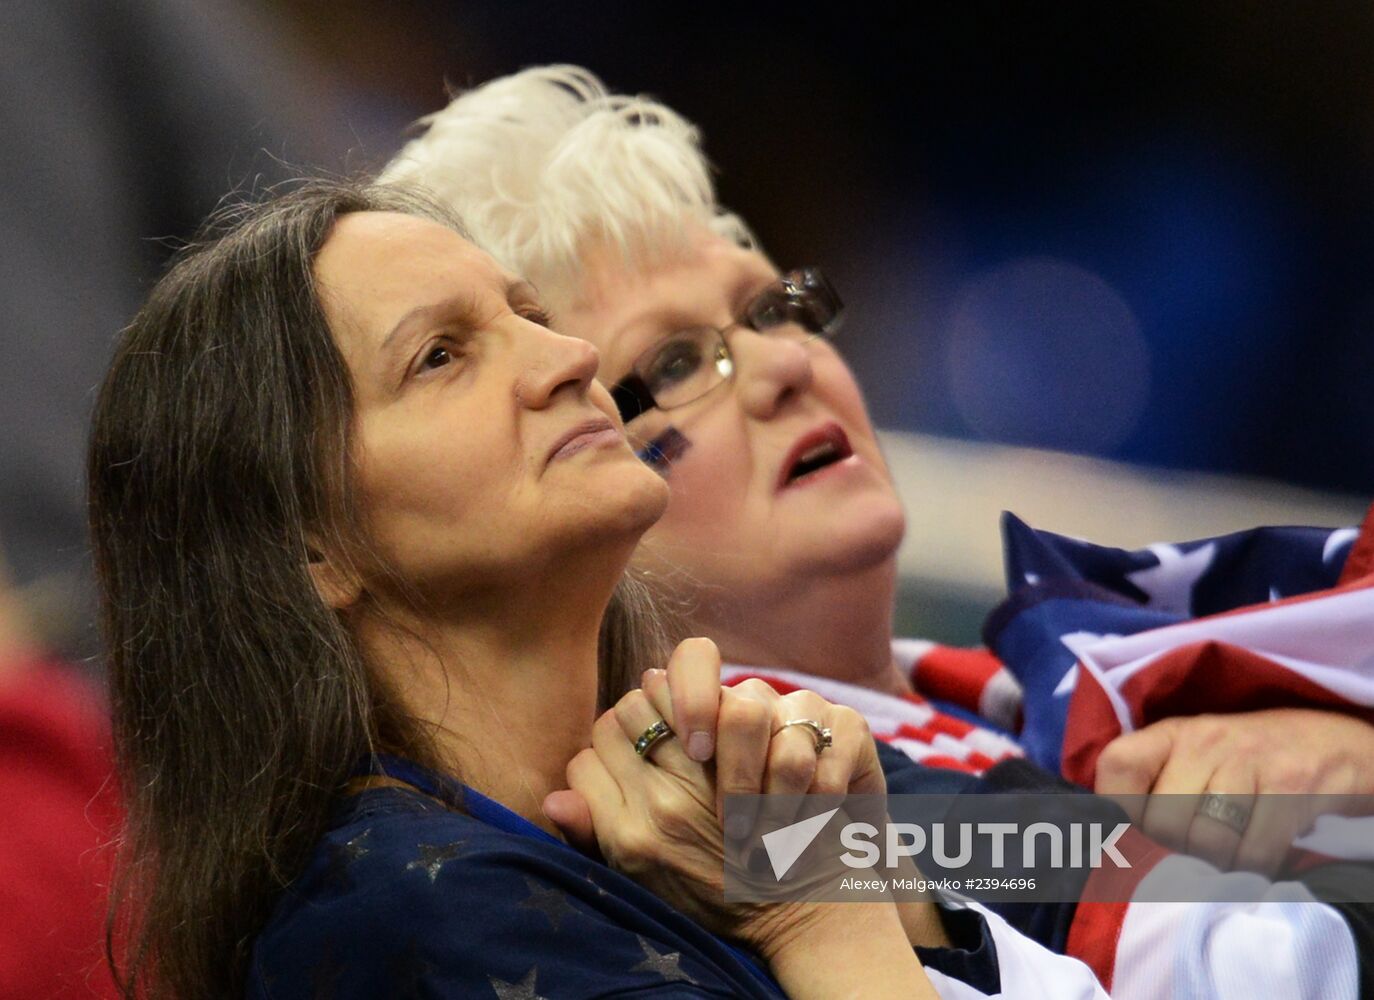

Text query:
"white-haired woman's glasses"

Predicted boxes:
[[609, 266, 843, 426]]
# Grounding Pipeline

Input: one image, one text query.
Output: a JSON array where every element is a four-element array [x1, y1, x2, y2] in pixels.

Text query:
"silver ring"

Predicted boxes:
[[777, 719, 833, 756], [633, 719, 674, 759], [1196, 793, 1252, 836]]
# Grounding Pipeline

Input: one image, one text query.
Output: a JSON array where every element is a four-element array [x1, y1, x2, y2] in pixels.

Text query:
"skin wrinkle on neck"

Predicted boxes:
[[356, 579, 608, 838]]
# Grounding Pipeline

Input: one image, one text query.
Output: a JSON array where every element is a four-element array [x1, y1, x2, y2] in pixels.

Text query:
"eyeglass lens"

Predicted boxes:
[[611, 267, 842, 424]]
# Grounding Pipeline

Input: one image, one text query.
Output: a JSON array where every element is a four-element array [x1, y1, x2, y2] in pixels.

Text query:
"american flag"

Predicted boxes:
[[983, 505, 1374, 784]]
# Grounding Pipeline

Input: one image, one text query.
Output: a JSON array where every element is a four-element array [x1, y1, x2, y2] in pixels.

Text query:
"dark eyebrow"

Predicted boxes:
[[378, 277, 539, 361]]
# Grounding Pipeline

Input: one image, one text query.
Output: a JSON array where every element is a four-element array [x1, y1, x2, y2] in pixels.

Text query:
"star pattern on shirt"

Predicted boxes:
[[1124, 542, 1217, 614], [583, 870, 610, 897], [405, 840, 468, 883], [489, 968, 548, 1000], [517, 875, 577, 931], [322, 828, 373, 892], [631, 936, 699, 984]]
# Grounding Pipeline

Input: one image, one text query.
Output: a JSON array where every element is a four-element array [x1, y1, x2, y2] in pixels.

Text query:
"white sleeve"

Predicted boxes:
[[1108, 856, 1359, 1000], [925, 901, 1109, 1000]]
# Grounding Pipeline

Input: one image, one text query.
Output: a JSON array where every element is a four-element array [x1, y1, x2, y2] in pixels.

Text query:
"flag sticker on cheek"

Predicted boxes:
[[636, 427, 690, 475]]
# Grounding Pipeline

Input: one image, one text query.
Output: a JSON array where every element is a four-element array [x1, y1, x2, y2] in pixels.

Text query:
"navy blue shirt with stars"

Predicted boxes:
[[247, 751, 1002, 999]]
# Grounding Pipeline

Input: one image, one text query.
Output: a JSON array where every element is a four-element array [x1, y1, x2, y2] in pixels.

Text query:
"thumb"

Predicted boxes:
[[542, 789, 601, 858], [850, 737, 887, 798]]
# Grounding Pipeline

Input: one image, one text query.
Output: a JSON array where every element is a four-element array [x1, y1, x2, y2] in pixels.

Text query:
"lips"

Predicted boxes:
[[546, 417, 621, 465], [777, 422, 854, 489]]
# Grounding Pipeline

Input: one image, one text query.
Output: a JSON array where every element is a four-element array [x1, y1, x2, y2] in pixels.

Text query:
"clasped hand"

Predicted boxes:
[[542, 637, 885, 947]]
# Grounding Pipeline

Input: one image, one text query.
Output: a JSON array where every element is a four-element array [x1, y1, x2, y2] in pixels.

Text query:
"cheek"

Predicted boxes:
[[815, 352, 874, 422], [638, 416, 757, 550], [354, 421, 508, 557]]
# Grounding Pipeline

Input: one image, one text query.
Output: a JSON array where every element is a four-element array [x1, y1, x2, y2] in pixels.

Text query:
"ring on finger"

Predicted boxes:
[[633, 719, 675, 759], [776, 718, 833, 756], [1195, 792, 1252, 836]]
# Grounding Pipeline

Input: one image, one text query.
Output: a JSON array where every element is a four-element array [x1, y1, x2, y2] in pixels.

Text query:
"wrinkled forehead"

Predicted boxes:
[[556, 227, 778, 378], [314, 211, 513, 356]]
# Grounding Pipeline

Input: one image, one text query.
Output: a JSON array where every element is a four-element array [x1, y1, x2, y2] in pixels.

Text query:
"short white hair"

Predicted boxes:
[[380, 65, 757, 301]]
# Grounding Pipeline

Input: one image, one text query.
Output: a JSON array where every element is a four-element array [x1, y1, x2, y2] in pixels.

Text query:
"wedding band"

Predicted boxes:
[[633, 719, 674, 759], [1195, 793, 1252, 836], [777, 719, 833, 756]]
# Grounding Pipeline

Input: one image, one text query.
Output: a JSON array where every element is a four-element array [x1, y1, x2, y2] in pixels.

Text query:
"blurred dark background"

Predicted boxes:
[[4, 0, 1372, 650]]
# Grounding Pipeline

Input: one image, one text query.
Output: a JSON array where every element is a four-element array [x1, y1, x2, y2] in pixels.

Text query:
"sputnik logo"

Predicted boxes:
[[760, 808, 840, 880]]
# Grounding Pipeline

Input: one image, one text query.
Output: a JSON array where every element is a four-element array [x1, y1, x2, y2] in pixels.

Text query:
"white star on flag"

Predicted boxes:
[[1124, 542, 1217, 614], [1053, 632, 1121, 698], [1324, 527, 1359, 563]]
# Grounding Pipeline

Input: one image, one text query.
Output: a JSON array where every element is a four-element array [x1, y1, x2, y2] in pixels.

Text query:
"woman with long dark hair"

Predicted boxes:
[[86, 179, 960, 998]]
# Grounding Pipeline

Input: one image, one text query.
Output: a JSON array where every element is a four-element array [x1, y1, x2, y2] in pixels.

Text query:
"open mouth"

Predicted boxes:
[[779, 423, 854, 488]]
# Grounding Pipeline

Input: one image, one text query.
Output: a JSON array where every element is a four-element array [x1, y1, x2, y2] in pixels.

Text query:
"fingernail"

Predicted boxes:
[[687, 731, 714, 761]]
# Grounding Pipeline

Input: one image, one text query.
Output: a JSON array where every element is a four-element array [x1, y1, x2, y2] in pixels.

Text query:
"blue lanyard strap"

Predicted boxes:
[[356, 752, 565, 845]]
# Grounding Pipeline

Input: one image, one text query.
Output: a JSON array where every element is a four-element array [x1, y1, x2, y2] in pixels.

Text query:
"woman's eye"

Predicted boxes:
[[644, 339, 702, 390], [421, 345, 452, 370], [519, 307, 553, 328], [745, 292, 789, 330]]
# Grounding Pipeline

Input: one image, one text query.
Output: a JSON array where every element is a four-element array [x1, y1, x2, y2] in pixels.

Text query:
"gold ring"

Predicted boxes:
[[633, 719, 674, 759], [777, 719, 833, 756]]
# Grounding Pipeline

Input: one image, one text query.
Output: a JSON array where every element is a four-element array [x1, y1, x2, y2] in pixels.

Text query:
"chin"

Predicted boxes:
[[806, 498, 906, 576], [629, 472, 672, 530], [590, 464, 672, 539]]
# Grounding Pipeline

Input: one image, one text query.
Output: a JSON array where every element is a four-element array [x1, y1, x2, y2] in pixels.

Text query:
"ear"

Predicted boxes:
[[306, 542, 363, 611]]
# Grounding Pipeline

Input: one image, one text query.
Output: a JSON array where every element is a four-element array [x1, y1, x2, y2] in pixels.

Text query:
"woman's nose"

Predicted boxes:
[[515, 326, 602, 409], [729, 329, 814, 419]]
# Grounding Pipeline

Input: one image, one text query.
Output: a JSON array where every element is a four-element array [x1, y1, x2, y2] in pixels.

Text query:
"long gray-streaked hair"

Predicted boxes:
[[88, 177, 666, 999]]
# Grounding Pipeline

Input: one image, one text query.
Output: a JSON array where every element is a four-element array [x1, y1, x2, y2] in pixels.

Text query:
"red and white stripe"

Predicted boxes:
[[895, 638, 1024, 733], [1060, 577, 1374, 789], [722, 642, 1023, 775]]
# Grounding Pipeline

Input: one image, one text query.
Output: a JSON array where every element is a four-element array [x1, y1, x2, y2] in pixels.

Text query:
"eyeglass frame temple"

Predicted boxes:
[[610, 373, 657, 423]]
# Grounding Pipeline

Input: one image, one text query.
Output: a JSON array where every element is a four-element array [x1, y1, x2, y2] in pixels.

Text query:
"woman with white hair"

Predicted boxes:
[[382, 66, 1024, 772], [382, 66, 1373, 998]]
